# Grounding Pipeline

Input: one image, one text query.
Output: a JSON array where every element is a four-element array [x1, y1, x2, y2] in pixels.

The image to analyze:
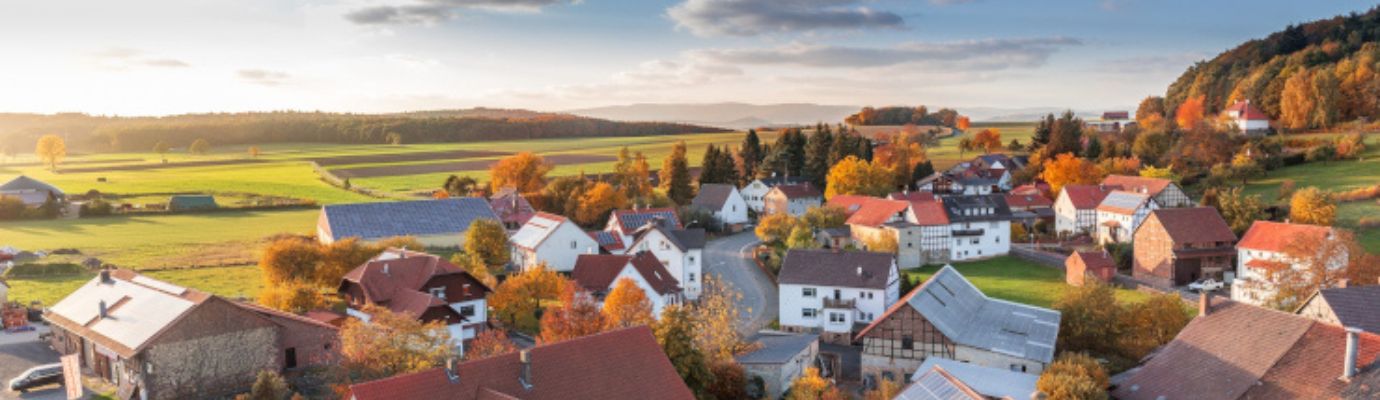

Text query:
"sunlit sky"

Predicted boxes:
[[0, 1, 1370, 116]]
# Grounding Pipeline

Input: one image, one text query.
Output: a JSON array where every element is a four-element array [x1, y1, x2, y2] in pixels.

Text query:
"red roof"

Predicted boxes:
[[489, 189, 535, 227], [1100, 175, 1173, 198], [1011, 182, 1051, 198], [1141, 207, 1237, 244], [828, 196, 910, 227], [1238, 221, 1332, 253], [571, 252, 679, 295], [908, 200, 949, 226], [826, 195, 872, 216], [1003, 193, 1052, 209], [1071, 251, 1115, 271], [1245, 258, 1290, 272], [339, 248, 490, 317], [1059, 184, 1116, 209], [1224, 100, 1270, 121], [346, 326, 693, 400], [889, 191, 937, 202], [770, 183, 822, 199]]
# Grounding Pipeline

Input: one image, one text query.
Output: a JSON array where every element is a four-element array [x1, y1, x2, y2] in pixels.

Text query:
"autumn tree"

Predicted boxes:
[[1132, 130, 1172, 166], [800, 206, 847, 230], [35, 134, 66, 171], [787, 226, 818, 250], [1205, 187, 1266, 235], [490, 152, 554, 194], [258, 281, 331, 314], [863, 233, 898, 253], [1041, 153, 1102, 195], [1036, 352, 1109, 400], [1138, 165, 1178, 182], [1289, 187, 1336, 226], [1053, 280, 1122, 356], [340, 304, 453, 381], [188, 138, 211, 155], [864, 376, 901, 400], [661, 141, 695, 205], [613, 147, 653, 201], [825, 156, 891, 198], [489, 265, 571, 333], [465, 219, 511, 273], [1174, 95, 1206, 129], [755, 213, 798, 245], [464, 329, 518, 361], [656, 304, 715, 399], [244, 370, 293, 400], [689, 275, 746, 364], [442, 175, 480, 197], [956, 116, 971, 131], [1116, 293, 1191, 360], [575, 182, 627, 227], [540, 175, 591, 217], [1135, 96, 1167, 129], [972, 128, 1003, 154], [707, 362, 749, 400], [1260, 229, 1363, 309], [258, 236, 324, 285], [603, 277, 654, 329], [539, 286, 607, 343], [787, 368, 844, 400], [248, 146, 262, 158]]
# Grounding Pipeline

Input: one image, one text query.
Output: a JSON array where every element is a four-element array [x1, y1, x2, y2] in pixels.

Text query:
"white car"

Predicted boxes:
[[1188, 279, 1224, 292]]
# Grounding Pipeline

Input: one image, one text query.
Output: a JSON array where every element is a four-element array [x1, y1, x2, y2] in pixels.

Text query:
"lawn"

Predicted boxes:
[[5, 265, 263, 307], [1239, 137, 1380, 252], [929, 122, 1036, 171], [902, 256, 1151, 309]]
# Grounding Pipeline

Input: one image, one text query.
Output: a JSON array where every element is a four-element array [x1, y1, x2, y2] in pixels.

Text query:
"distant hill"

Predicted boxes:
[[566, 102, 859, 129], [1163, 6, 1380, 129]]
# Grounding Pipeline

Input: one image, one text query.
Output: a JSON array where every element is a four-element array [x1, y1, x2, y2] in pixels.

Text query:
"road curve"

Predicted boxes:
[[703, 231, 777, 335]]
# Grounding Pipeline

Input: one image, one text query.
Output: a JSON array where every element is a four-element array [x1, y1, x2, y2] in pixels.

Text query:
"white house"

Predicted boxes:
[[763, 183, 823, 217], [692, 183, 750, 227], [510, 212, 599, 272], [624, 224, 706, 300], [778, 249, 900, 344], [1101, 175, 1194, 208], [571, 252, 682, 317], [1054, 184, 1115, 236], [1095, 190, 1159, 245], [1222, 100, 1271, 136], [941, 195, 1012, 261], [1231, 221, 1342, 308], [605, 207, 680, 246], [338, 248, 491, 349], [741, 176, 810, 213]]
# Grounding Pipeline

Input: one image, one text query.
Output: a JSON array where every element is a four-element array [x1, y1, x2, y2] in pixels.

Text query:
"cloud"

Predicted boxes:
[[691, 38, 1082, 70], [91, 48, 191, 69], [344, 0, 574, 25], [237, 69, 291, 86], [667, 0, 905, 37], [142, 58, 191, 68], [1098, 52, 1206, 75]]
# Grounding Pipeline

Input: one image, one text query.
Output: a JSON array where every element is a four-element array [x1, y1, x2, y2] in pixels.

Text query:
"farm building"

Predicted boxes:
[[316, 198, 499, 247], [168, 195, 218, 211], [897, 358, 1040, 400], [510, 212, 599, 272], [1066, 250, 1116, 286], [1232, 221, 1342, 308], [0, 175, 65, 207], [1132, 207, 1237, 288], [1295, 284, 1380, 335], [735, 332, 819, 399]]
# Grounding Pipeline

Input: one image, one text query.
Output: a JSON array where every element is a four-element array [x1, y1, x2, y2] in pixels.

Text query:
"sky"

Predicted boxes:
[[0, 0, 1371, 116]]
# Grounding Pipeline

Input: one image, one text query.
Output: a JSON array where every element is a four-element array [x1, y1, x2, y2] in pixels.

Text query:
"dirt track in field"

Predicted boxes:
[[329, 153, 615, 178]]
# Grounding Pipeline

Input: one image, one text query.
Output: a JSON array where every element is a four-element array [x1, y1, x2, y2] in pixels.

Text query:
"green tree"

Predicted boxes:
[[804, 128, 834, 187], [188, 138, 211, 155], [910, 160, 935, 184], [786, 226, 818, 249], [661, 141, 695, 205], [738, 129, 764, 181], [1132, 131, 1172, 167], [1053, 280, 1121, 356], [465, 219, 511, 273], [656, 304, 715, 400]]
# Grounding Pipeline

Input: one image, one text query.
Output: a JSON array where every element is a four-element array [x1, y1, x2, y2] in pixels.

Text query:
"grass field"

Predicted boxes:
[[903, 256, 1151, 308], [5, 265, 262, 307], [1239, 138, 1380, 252]]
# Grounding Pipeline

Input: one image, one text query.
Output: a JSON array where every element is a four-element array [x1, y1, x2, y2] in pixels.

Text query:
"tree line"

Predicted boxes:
[[843, 105, 961, 127]]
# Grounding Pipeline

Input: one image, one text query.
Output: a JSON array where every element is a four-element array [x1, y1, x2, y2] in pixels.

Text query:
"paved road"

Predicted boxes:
[[0, 326, 68, 400], [703, 231, 777, 335]]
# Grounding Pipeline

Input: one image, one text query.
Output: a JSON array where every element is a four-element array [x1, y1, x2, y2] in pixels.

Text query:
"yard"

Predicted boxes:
[[1239, 137, 1380, 252], [903, 256, 1151, 309]]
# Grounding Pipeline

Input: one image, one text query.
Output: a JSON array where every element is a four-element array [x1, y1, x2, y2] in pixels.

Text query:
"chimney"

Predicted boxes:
[[445, 357, 461, 383], [1345, 327, 1362, 381], [99, 269, 111, 284], [519, 349, 533, 390], [383, 264, 390, 276], [98, 300, 108, 319], [1337, 279, 1349, 289], [1198, 292, 1211, 317]]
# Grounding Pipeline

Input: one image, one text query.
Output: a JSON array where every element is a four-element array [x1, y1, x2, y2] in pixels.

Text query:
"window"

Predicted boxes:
[[901, 335, 914, 350], [429, 287, 446, 300], [460, 305, 476, 317], [802, 308, 817, 318], [689, 273, 696, 282], [571, 240, 577, 249], [803, 288, 816, 298], [689, 256, 695, 263], [830, 313, 845, 324], [285, 348, 298, 369]]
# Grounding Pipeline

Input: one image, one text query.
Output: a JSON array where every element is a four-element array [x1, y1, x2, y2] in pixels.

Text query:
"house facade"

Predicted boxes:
[[735, 332, 820, 399], [856, 266, 1059, 385], [762, 183, 823, 216], [572, 252, 682, 316], [1222, 100, 1271, 135], [778, 250, 900, 344], [622, 225, 705, 300], [741, 176, 809, 213], [1132, 208, 1238, 288], [338, 248, 491, 348], [1101, 175, 1194, 208], [604, 207, 680, 246], [510, 212, 599, 272], [317, 198, 499, 248], [0, 175, 65, 207], [1095, 190, 1158, 245], [1053, 184, 1115, 236], [1231, 221, 1340, 308], [941, 195, 1012, 261], [691, 183, 750, 227]]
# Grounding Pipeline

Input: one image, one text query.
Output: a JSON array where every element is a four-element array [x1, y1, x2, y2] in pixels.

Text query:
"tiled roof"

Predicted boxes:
[[735, 332, 818, 365], [902, 358, 1038, 400], [1224, 100, 1270, 120], [941, 194, 1012, 223], [1096, 190, 1152, 215], [1010, 182, 1050, 197], [610, 208, 680, 232], [691, 183, 738, 209], [1071, 251, 1115, 272], [321, 198, 498, 241], [888, 191, 937, 202], [340, 248, 489, 317], [778, 249, 894, 290], [1115, 300, 1380, 400], [1003, 192, 1052, 209], [1313, 285, 1380, 334], [510, 212, 569, 251], [1142, 207, 1237, 244], [908, 200, 949, 226], [753, 176, 810, 187], [587, 231, 625, 252], [1059, 184, 1116, 209], [1100, 175, 1173, 198], [857, 266, 1059, 363], [630, 224, 705, 252], [830, 196, 910, 227], [1238, 221, 1331, 253], [489, 190, 535, 227], [346, 326, 693, 400], [571, 252, 679, 295], [770, 183, 822, 199]]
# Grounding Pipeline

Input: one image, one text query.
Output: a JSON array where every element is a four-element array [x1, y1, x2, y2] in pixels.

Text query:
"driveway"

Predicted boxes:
[[703, 231, 777, 335], [0, 326, 70, 400]]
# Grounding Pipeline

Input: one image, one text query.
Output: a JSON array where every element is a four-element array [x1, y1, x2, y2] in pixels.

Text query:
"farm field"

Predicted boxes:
[[5, 265, 262, 308], [903, 256, 1151, 308], [1240, 139, 1380, 252]]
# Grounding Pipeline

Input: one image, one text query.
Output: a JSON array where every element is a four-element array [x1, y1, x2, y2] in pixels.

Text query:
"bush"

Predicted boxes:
[[0, 196, 25, 220], [1358, 217, 1380, 229], [80, 199, 115, 217], [2, 263, 85, 278], [1334, 185, 1380, 203]]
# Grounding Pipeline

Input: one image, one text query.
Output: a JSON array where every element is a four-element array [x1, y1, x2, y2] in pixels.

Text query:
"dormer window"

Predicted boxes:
[[429, 287, 446, 300]]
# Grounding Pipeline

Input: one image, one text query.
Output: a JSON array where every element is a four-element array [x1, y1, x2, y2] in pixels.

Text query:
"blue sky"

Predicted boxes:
[[0, 0, 1370, 115]]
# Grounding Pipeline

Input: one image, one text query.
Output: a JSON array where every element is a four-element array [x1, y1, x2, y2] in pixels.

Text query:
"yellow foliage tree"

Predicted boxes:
[[787, 367, 845, 400], [340, 304, 454, 381], [603, 277, 655, 329], [1289, 187, 1336, 226], [257, 281, 331, 314], [1036, 352, 1109, 400], [575, 182, 628, 226], [489, 152, 554, 194], [972, 128, 1003, 154], [863, 233, 898, 253], [489, 265, 571, 333], [1281, 70, 1317, 131], [755, 213, 799, 244], [35, 134, 66, 171], [465, 218, 512, 272], [1041, 153, 1103, 195], [825, 156, 892, 199]]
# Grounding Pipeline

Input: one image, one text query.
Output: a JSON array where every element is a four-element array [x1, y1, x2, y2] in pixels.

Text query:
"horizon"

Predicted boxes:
[[0, 1, 1372, 117]]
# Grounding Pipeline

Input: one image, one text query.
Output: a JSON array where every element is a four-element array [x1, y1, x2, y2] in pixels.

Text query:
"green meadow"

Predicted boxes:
[[1240, 136, 1380, 252], [904, 256, 1152, 309]]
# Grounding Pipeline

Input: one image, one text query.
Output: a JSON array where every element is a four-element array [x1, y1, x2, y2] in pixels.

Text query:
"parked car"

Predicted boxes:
[[8, 363, 62, 393], [1188, 278, 1225, 292]]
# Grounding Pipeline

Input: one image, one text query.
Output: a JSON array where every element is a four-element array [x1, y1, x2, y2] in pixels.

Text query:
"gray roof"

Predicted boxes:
[[611, 208, 680, 232], [941, 194, 1012, 223], [778, 249, 895, 290], [896, 364, 982, 400], [691, 183, 737, 209], [632, 224, 705, 251], [906, 266, 1059, 363], [735, 332, 818, 365], [1314, 285, 1380, 334], [1096, 190, 1152, 214], [321, 198, 498, 241], [0, 175, 64, 197], [752, 176, 809, 187], [900, 358, 1038, 400]]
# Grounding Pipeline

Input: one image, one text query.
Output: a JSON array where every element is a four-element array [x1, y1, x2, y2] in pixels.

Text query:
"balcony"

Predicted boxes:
[[822, 298, 856, 309], [952, 229, 985, 237]]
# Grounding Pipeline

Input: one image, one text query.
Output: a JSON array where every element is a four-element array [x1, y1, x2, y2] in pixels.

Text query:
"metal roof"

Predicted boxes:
[[1096, 190, 1151, 215], [321, 198, 498, 241], [49, 273, 198, 354], [510, 212, 568, 250], [735, 332, 818, 365], [902, 358, 1038, 400], [907, 266, 1059, 363]]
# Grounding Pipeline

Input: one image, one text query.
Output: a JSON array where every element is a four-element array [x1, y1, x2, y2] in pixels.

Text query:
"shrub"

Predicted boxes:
[[1277, 179, 1297, 200], [1333, 184, 1380, 203], [2, 263, 85, 278], [81, 199, 115, 217], [1358, 217, 1380, 229]]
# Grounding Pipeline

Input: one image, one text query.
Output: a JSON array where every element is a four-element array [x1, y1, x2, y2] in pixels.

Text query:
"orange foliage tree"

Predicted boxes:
[[465, 329, 518, 361], [539, 286, 608, 344], [1041, 153, 1103, 195], [340, 304, 453, 381], [603, 277, 655, 329], [575, 181, 628, 227], [1175, 95, 1206, 129], [972, 128, 1003, 154], [956, 116, 971, 131], [825, 156, 893, 198], [489, 151, 554, 194], [489, 265, 571, 333]]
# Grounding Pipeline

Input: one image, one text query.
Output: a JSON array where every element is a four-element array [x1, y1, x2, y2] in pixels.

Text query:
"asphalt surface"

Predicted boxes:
[[0, 326, 66, 400], [703, 231, 777, 335]]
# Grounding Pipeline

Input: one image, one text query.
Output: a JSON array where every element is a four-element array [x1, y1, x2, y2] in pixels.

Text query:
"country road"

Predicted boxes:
[[703, 231, 777, 335]]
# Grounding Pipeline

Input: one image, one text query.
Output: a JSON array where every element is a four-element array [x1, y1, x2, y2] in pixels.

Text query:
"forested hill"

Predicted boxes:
[[1164, 6, 1380, 130], [0, 109, 728, 152], [843, 106, 961, 127]]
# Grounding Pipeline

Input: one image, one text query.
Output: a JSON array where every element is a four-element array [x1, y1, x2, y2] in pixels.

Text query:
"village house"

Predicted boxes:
[[815, 226, 854, 250], [896, 358, 1040, 399], [690, 183, 749, 228], [345, 326, 694, 400], [831, 196, 923, 268], [778, 249, 900, 344], [45, 270, 338, 400], [1222, 99, 1272, 136], [604, 207, 680, 246], [1231, 221, 1341, 307], [337, 248, 491, 348], [1003, 191, 1054, 229], [0, 175, 65, 207], [740, 176, 809, 213], [509, 212, 599, 272], [489, 187, 535, 231], [1085, 110, 1135, 133], [167, 194, 217, 212], [1053, 184, 1115, 236], [856, 265, 1059, 384], [1132, 207, 1237, 288], [941, 194, 1012, 261], [1101, 174, 1194, 208], [762, 183, 823, 216], [571, 252, 682, 316], [735, 332, 819, 399], [904, 200, 953, 265], [1065, 250, 1116, 286], [621, 223, 705, 300], [317, 198, 499, 247], [1296, 284, 1380, 334], [587, 230, 626, 254], [1113, 297, 1380, 400], [1095, 190, 1159, 245]]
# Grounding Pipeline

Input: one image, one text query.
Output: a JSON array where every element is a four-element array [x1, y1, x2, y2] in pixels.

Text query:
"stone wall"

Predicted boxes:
[[143, 327, 279, 400]]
